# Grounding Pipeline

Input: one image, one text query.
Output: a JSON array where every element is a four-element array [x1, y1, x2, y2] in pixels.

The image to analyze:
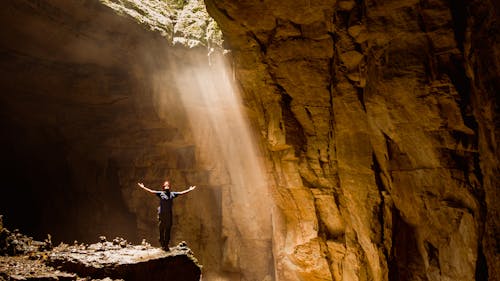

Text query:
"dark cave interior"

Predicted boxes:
[[0, 0, 165, 244]]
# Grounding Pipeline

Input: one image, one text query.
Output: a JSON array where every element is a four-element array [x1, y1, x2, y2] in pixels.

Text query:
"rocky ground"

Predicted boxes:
[[0, 217, 201, 281]]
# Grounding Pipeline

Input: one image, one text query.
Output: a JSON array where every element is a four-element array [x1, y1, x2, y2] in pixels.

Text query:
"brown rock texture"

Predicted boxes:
[[204, 0, 499, 280]]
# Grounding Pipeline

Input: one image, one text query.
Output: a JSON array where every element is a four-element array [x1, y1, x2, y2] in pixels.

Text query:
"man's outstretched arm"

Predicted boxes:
[[176, 186, 196, 195], [137, 182, 158, 193]]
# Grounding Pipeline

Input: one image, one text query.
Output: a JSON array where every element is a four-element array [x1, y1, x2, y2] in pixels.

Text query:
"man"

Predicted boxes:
[[137, 180, 196, 250]]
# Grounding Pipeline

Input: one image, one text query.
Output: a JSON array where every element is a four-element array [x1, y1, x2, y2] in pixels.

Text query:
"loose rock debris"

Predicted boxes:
[[0, 217, 201, 281]]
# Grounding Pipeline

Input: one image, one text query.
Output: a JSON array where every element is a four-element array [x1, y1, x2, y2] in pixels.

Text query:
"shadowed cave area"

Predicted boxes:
[[0, 1, 166, 244], [0, 0, 499, 281]]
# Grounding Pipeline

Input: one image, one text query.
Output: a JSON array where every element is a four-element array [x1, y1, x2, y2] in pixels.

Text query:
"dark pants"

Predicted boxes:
[[158, 216, 172, 249]]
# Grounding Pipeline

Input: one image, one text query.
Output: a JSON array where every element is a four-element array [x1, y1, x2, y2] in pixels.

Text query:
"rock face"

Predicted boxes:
[[0, 0, 498, 281], [204, 0, 499, 280]]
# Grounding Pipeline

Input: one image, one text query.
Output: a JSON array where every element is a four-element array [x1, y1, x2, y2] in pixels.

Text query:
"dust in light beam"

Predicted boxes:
[[166, 50, 274, 280]]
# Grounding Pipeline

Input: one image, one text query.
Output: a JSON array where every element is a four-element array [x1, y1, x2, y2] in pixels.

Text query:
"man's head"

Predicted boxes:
[[163, 181, 170, 190]]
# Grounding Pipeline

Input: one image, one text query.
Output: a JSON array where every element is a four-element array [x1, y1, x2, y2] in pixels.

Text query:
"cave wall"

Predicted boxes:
[[0, 0, 498, 281], [466, 2, 500, 279], [204, 0, 499, 280]]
